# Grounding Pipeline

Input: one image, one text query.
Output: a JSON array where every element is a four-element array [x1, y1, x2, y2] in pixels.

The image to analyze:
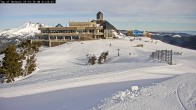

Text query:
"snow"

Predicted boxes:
[[172, 35, 181, 38], [112, 30, 125, 38], [93, 73, 196, 110], [0, 37, 196, 110], [0, 54, 4, 60], [0, 22, 46, 38], [131, 86, 139, 91]]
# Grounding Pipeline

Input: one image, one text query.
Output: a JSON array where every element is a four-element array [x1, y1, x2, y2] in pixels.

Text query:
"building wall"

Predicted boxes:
[[104, 29, 113, 38], [69, 22, 97, 27], [97, 12, 103, 20], [127, 30, 133, 36], [51, 42, 67, 47], [133, 30, 144, 36]]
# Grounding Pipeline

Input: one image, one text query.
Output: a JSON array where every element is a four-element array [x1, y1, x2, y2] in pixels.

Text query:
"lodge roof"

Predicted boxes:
[[97, 11, 103, 15], [55, 23, 63, 27]]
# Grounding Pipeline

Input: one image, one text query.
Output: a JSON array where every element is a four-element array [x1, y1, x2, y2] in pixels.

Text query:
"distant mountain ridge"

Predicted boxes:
[[0, 22, 47, 49], [152, 32, 196, 50], [0, 22, 46, 38]]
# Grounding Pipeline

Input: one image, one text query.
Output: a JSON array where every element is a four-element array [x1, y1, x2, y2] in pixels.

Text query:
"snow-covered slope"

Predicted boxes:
[[0, 22, 45, 38], [0, 37, 196, 110], [112, 30, 125, 38], [92, 73, 196, 110]]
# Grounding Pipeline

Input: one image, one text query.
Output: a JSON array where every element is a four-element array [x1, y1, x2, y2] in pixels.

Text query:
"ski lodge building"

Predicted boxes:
[[36, 12, 116, 47]]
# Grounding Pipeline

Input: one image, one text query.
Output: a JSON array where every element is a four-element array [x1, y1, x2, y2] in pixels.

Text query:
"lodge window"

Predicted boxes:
[[89, 30, 95, 33]]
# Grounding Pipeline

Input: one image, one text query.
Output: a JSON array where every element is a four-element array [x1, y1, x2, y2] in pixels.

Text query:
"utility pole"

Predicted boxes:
[[117, 49, 120, 56]]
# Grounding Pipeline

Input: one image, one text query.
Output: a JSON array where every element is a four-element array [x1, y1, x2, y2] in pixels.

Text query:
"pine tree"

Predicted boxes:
[[98, 55, 103, 64], [104, 51, 109, 61], [19, 40, 41, 55], [1, 45, 22, 83], [91, 55, 97, 65], [19, 40, 39, 76], [32, 41, 41, 53], [25, 55, 36, 75], [98, 52, 105, 64]]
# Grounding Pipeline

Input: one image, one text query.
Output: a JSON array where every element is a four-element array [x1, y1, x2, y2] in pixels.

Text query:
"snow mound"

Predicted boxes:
[[111, 87, 140, 102], [92, 73, 196, 110], [91, 86, 141, 110], [0, 22, 46, 38], [131, 86, 139, 91]]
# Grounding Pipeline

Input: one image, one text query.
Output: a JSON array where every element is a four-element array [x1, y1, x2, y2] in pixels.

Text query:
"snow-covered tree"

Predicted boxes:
[[19, 40, 40, 76]]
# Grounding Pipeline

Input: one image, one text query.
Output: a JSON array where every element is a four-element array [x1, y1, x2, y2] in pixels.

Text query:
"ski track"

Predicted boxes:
[[176, 82, 186, 110], [0, 66, 169, 97], [0, 63, 186, 98]]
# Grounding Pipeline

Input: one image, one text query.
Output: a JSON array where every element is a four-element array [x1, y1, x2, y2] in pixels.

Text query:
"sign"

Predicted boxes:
[[0, 0, 55, 3]]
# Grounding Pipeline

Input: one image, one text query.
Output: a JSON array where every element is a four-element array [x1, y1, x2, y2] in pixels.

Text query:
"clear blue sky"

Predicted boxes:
[[0, 0, 196, 31]]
